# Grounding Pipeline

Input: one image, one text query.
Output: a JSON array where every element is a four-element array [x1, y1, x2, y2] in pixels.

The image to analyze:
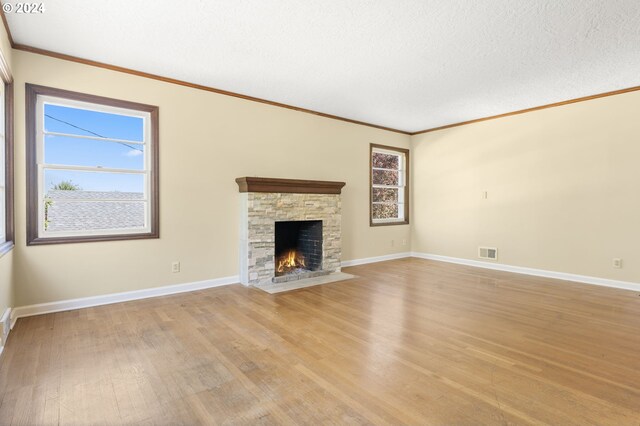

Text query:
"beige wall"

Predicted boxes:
[[0, 251, 13, 315], [412, 91, 640, 283], [12, 50, 411, 307], [0, 20, 12, 72], [10, 42, 639, 308]]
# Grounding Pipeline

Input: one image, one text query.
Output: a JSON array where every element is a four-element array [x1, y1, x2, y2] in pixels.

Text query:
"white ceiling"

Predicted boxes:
[[6, 0, 640, 133]]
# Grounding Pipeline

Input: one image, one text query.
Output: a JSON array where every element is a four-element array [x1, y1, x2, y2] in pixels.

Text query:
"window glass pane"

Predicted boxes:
[[372, 188, 398, 203], [45, 135, 144, 170], [0, 88, 4, 136], [1, 86, 4, 242], [44, 170, 144, 194], [45, 200, 145, 233], [44, 104, 144, 142], [372, 203, 399, 220], [0, 136, 4, 187], [372, 169, 398, 186], [43, 170, 145, 233], [372, 152, 399, 169]]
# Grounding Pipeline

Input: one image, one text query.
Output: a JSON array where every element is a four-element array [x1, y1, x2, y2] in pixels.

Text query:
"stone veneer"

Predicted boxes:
[[239, 192, 342, 286]]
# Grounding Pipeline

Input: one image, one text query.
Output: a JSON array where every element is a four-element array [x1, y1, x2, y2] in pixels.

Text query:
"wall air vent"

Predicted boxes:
[[478, 247, 498, 260]]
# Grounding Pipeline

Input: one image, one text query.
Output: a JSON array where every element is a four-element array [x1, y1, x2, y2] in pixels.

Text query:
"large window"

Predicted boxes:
[[370, 144, 409, 226], [26, 84, 159, 245], [0, 80, 13, 254]]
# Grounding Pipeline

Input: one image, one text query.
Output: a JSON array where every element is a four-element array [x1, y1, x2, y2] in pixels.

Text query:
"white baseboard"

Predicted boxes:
[[341, 252, 411, 267], [9, 251, 636, 333], [9, 250, 415, 326], [6, 253, 413, 327], [412, 252, 640, 292], [10, 275, 239, 327]]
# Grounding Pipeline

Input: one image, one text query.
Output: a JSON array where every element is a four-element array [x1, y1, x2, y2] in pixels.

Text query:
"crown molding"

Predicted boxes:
[[0, 4, 13, 48], [3, 6, 640, 137], [409, 85, 640, 135], [11, 42, 410, 135], [0, 7, 411, 136], [0, 5, 408, 134]]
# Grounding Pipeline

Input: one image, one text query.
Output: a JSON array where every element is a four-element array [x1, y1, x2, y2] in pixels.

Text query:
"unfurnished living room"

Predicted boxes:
[[0, 1, 639, 424]]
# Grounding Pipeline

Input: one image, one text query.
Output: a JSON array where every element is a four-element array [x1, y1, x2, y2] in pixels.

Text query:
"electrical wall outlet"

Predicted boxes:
[[172, 261, 181, 273], [402, 239, 407, 246], [612, 258, 622, 269]]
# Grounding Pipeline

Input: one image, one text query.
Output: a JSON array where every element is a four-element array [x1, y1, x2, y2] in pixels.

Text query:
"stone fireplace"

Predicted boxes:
[[236, 177, 346, 287]]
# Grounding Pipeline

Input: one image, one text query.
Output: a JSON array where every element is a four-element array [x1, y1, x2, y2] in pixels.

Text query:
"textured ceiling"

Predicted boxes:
[[6, 0, 640, 132]]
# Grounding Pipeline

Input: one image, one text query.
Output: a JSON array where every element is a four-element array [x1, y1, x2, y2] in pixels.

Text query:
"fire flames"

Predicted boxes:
[[276, 250, 306, 274]]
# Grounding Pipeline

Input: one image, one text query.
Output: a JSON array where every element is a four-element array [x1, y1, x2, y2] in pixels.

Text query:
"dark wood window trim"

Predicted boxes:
[[0, 82, 14, 256], [370, 143, 410, 227], [25, 84, 159, 246]]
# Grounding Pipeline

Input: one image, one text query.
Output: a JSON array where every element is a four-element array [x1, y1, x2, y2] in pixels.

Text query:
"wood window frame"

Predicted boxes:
[[370, 143, 410, 227], [25, 84, 159, 245], [0, 41, 14, 256], [0, 81, 14, 256]]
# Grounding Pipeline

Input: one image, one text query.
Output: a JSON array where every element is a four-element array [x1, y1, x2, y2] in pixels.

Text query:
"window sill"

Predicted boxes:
[[0, 241, 14, 258], [370, 220, 410, 227], [27, 232, 158, 246]]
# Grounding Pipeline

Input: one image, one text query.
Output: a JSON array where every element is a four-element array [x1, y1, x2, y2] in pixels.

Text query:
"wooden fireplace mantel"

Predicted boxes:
[[235, 177, 346, 194]]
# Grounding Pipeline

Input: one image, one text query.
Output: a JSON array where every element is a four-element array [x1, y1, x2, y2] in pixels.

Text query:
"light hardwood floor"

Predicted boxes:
[[1, 258, 639, 425]]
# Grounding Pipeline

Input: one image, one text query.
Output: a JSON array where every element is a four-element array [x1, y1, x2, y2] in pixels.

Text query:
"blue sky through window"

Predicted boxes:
[[44, 104, 145, 193]]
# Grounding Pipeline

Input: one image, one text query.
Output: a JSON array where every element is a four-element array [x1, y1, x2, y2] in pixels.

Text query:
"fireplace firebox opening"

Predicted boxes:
[[274, 220, 323, 277]]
